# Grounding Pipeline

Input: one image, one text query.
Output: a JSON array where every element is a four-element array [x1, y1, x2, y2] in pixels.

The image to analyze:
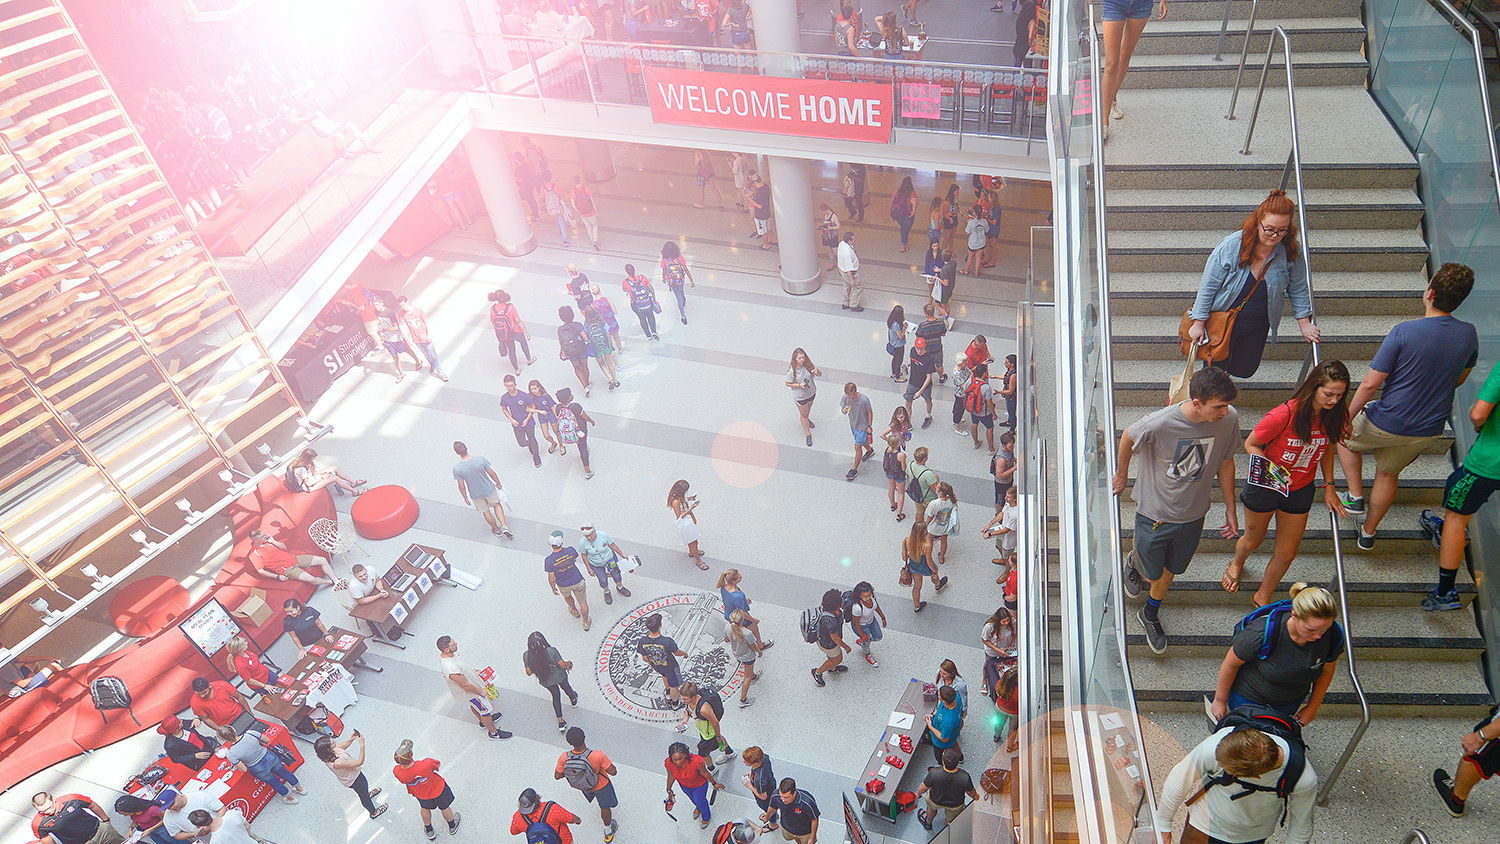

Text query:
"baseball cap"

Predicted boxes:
[[518, 787, 540, 813], [156, 716, 181, 736], [548, 531, 565, 547]]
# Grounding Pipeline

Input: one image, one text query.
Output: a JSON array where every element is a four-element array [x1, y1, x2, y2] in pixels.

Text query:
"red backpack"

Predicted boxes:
[[965, 377, 987, 416]]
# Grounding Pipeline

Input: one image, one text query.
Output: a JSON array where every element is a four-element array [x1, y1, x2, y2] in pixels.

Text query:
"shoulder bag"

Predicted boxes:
[[1178, 253, 1272, 362]]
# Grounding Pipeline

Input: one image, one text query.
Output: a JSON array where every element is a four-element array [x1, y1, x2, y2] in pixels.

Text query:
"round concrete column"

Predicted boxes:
[[464, 130, 536, 257], [750, 0, 803, 58], [769, 156, 822, 294], [576, 139, 616, 183]]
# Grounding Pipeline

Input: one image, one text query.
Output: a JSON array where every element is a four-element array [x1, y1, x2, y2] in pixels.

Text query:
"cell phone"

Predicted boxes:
[[352, 729, 361, 737]]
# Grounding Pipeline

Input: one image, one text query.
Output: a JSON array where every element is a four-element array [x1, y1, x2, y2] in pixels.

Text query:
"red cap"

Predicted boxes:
[[156, 715, 180, 735]]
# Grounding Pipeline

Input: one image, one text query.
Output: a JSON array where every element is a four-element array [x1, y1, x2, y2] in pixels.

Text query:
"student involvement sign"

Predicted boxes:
[[645, 68, 893, 143]]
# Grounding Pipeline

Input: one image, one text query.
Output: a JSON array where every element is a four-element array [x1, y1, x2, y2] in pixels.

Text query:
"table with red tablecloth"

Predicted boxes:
[[125, 722, 303, 823]]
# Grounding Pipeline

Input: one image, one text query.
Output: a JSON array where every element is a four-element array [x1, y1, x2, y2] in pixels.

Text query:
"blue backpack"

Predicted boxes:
[[523, 803, 561, 844], [1233, 600, 1344, 660]]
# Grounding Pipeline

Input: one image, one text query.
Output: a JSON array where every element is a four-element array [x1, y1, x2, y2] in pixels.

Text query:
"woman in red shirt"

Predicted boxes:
[[225, 637, 281, 694], [664, 741, 725, 829], [1222, 361, 1351, 606]]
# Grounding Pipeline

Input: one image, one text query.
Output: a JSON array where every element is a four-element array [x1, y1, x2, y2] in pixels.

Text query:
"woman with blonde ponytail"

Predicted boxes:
[[723, 609, 763, 707], [1209, 583, 1342, 726], [717, 568, 774, 650]]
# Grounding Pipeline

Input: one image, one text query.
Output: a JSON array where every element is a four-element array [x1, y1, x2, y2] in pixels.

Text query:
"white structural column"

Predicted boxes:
[[576, 139, 617, 183], [462, 0, 514, 75], [464, 129, 537, 257], [751, 0, 822, 294]]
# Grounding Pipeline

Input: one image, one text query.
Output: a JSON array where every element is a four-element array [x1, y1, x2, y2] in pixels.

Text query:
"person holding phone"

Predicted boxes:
[[315, 731, 388, 819]]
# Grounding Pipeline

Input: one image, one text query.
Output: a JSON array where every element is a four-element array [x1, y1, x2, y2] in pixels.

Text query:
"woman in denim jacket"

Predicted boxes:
[[1187, 190, 1319, 378]]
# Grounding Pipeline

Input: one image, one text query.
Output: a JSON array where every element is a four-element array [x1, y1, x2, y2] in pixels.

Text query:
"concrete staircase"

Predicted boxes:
[[1098, 0, 1493, 777]]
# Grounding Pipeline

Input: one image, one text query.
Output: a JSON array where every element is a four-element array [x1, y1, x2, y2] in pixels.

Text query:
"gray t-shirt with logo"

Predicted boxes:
[[1125, 402, 1239, 524]]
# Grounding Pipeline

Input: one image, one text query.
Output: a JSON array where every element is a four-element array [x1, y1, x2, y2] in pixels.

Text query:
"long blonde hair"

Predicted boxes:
[[729, 609, 747, 642], [1288, 583, 1337, 621], [716, 569, 741, 590]]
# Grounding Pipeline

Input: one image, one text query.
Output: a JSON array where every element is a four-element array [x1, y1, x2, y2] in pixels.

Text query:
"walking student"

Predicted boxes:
[[742, 746, 779, 830], [680, 681, 736, 768], [883, 433, 909, 522], [545, 530, 593, 632], [557, 305, 593, 397], [837, 231, 863, 311], [511, 788, 579, 842], [887, 304, 907, 381], [763, 779, 820, 844], [556, 727, 619, 842], [487, 289, 536, 375], [1114, 366, 1240, 654], [668, 479, 707, 570], [436, 635, 512, 740], [1422, 354, 1500, 612], [524, 631, 579, 733], [717, 568, 773, 648], [528, 380, 563, 454], [786, 348, 821, 447], [571, 175, 601, 250], [661, 240, 696, 324], [903, 519, 948, 613], [554, 387, 596, 479], [583, 306, 621, 391], [315, 731, 387, 819], [665, 741, 726, 830], [622, 264, 661, 340], [924, 482, 959, 565], [1154, 726, 1316, 844], [1339, 263, 1477, 551], [840, 381, 874, 481], [849, 580, 887, 667], [500, 375, 542, 468], [452, 441, 512, 538], [540, 171, 571, 244], [638, 611, 689, 708], [810, 588, 851, 687], [578, 523, 634, 604], [1432, 709, 1500, 817], [694, 149, 726, 208], [725, 609, 764, 708], [916, 748, 978, 832], [397, 296, 449, 382]]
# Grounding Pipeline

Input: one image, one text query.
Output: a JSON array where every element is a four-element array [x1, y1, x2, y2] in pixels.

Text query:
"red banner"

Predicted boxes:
[[645, 68, 893, 144]]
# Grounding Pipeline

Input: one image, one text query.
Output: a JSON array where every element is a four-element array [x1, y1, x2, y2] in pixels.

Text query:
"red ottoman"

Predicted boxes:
[[350, 485, 420, 539], [110, 575, 192, 638]]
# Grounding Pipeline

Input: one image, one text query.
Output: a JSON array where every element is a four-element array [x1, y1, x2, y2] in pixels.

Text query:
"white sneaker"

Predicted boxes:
[[1110, 100, 1124, 120]]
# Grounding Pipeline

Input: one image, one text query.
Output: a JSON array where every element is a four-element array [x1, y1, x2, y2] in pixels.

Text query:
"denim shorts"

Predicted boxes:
[[1102, 0, 1155, 20]]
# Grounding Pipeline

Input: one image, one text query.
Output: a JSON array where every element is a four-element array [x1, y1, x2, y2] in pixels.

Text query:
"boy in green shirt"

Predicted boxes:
[[1419, 364, 1500, 610]]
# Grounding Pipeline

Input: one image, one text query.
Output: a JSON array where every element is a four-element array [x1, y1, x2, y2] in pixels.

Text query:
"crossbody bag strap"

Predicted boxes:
[[1230, 252, 1275, 314]]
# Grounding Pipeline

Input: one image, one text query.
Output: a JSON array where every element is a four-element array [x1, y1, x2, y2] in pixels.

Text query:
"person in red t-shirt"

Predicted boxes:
[[394, 740, 460, 839], [665, 741, 725, 829], [397, 296, 449, 382], [189, 677, 253, 733], [225, 637, 281, 694], [511, 788, 580, 844], [1222, 361, 1351, 607], [246, 530, 334, 586]]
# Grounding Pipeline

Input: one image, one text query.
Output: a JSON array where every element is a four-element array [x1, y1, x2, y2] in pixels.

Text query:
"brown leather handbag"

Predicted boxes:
[[1178, 267, 1266, 362]]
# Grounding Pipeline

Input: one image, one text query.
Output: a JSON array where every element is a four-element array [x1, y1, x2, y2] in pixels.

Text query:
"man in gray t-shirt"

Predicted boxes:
[[840, 382, 875, 482], [452, 441, 512, 539], [1112, 367, 1241, 654]]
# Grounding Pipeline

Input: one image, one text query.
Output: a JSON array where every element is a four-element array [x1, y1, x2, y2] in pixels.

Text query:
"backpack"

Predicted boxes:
[[906, 466, 933, 504], [557, 405, 580, 444], [1202, 706, 1307, 826], [697, 688, 726, 721], [882, 447, 904, 482], [841, 590, 856, 623], [966, 378, 987, 416], [544, 188, 564, 215], [558, 323, 588, 359], [586, 321, 611, 354], [627, 277, 654, 310], [523, 803, 562, 844], [1233, 600, 1344, 661], [662, 256, 687, 288], [799, 606, 823, 643], [890, 192, 906, 221], [842, 173, 855, 197], [713, 824, 739, 844], [561, 750, 600, 792], [490, 304, 511, 342], [573, 187, 595, 215], [90, 676, 140, 725]]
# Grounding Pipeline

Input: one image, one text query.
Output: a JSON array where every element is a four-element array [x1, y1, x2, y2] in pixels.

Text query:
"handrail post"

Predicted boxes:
[[1212, 0, 1234, 61], [1239, 32, 1276, 154], [1226, 0, 1261, 118]]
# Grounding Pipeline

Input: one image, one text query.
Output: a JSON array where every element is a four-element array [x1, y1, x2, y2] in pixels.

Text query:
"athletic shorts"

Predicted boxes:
[[696, 175, 707, 186], [1468, 714, 1500, 778], [754, 217, 769, 235], [1132, 513, 1205, 579], [465, 694, 493, 716], [819, 643, 843, 659], [1342, 413, 1437, 476], [1241, 480, 1315, 515], [796, 395, 816, 407], [854, 429, 870, 446], [1102, 0, 1155, 20], [417, 784, 456, 811], [585, 781, 620, 808], [383, 340, 412, 357], [472, 491, 502, 511], [654, 666, 682, 688], [904, 377, 933, 402], [972, 413, 994, 430], [1443, 465, 1500, 516]]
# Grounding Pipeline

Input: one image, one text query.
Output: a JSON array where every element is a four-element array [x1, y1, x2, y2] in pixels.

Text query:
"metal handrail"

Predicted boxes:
[[1231, 24, 1373, 804], [1396, 831, 1432, 844], [1224, 0, 1261, 119]]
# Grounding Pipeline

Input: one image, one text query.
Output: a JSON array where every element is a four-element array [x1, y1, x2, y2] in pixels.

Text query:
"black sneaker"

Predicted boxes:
[[617, 585, 632, 597], [425, 826, 437, 841], [1137, 606, 1167, 654], [1356, 529, 1375, 551], [1434, 769, 1466, 816], [489, 729, 513, 740], [603, 590, 613, 605], [1420, 590, 1461, 612], [449, 812, 462, 835], [811, 668, 825, 687], [832, 664, 850, 673], [1122, 550, 1143, 598], [921, 416, 933, 429], [936, 576, 949, 592]]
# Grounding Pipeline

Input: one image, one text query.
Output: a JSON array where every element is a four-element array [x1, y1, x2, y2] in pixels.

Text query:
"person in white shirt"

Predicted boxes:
[[159, 790, 223, 841], [1155, 726, 1316, 844], [836, 232, 862, 311], [187, 805, 258, 844], [343, 565, 390, 606]]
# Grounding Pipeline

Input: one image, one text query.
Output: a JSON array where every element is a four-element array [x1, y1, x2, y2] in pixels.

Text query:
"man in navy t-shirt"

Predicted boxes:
[[764, 779, 820, 844], [545, 530, 591, 631], [499, 375, 542, 468], [635, 612, 688, 708], [1338, 263, 1478, 549]]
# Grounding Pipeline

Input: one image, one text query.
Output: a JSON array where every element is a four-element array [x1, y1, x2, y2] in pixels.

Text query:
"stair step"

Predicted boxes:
[[1105, 187, 1423, 231], [1114, 599, 1484, 651], [1113, 403, 1455, 456], [1108, 227, 1429, 273], [1112, 0, 1362, 22], [1118, 499, 1451, 551], [1112, 356, 1393, 405], [1107, 271, 1429, 315], [1121, 50, 1367, 88], [1131, 17, 1366, 56], [1108, 313, 1400, 360], [1113, 448, 1454, 493]]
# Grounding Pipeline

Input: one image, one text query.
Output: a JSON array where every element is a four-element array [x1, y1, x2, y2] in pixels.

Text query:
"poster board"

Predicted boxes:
[[1035, 4, 1050, 57], [179, 598, 249, 664]]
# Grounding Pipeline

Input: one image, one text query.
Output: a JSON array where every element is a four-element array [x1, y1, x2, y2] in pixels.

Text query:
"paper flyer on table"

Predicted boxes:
[[1246, 454, 1291, 495], [888, 712, 915, 729]]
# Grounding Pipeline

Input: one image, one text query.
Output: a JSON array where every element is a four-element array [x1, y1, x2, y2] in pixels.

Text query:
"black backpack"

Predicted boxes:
[[841, 590, 856, 623], [559, 323, 588, 358], [906, 466, 933, 504], [1202, 705, 1307, 826], [882, 447, 904, 481], [697, 688, 725, 721]]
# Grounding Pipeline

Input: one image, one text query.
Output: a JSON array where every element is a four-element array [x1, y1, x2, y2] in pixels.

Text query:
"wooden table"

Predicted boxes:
[[348, 544, 453, 648], [252, 627, 373, 736], [853, 678, 939, 823]]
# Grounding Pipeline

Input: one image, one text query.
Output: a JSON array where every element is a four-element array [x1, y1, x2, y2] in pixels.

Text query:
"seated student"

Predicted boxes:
[[246, 529, 335, 586], [282, 598, 335, 658], [1155, 726, 1316, 844], [224, 637, 282, 696], [0, 649, 63, 698], [158, 715, 221, 771], [340, 564, 392, 607]]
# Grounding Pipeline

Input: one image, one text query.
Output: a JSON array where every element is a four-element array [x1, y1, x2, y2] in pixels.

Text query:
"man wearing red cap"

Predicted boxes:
[[158, 716, 219, 772]]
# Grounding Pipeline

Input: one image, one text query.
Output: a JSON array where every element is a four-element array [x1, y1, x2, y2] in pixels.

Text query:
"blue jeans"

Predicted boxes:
[[1226, 690, 1300, 718], [146, 829, 179, 844], [247, 753, 300, 796], [670, 284, 687, 319], [857, 616, 883, 655], [552, 212, 570, 243], [415, 341, 446, 377], [682, 781, 711, 823], [588, 562, 623, 589], [898, 214, 915, 247]]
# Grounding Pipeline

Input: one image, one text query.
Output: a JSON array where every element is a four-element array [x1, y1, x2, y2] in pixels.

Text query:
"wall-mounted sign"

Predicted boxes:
[[645, 68, 893, 143]]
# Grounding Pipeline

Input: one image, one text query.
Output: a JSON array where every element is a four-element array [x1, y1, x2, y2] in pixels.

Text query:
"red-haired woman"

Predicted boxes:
[[1186, 190, 1319, 379]]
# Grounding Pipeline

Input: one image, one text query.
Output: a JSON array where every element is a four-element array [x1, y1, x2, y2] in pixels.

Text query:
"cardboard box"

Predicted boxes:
[[231, 588, 273, 627]]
